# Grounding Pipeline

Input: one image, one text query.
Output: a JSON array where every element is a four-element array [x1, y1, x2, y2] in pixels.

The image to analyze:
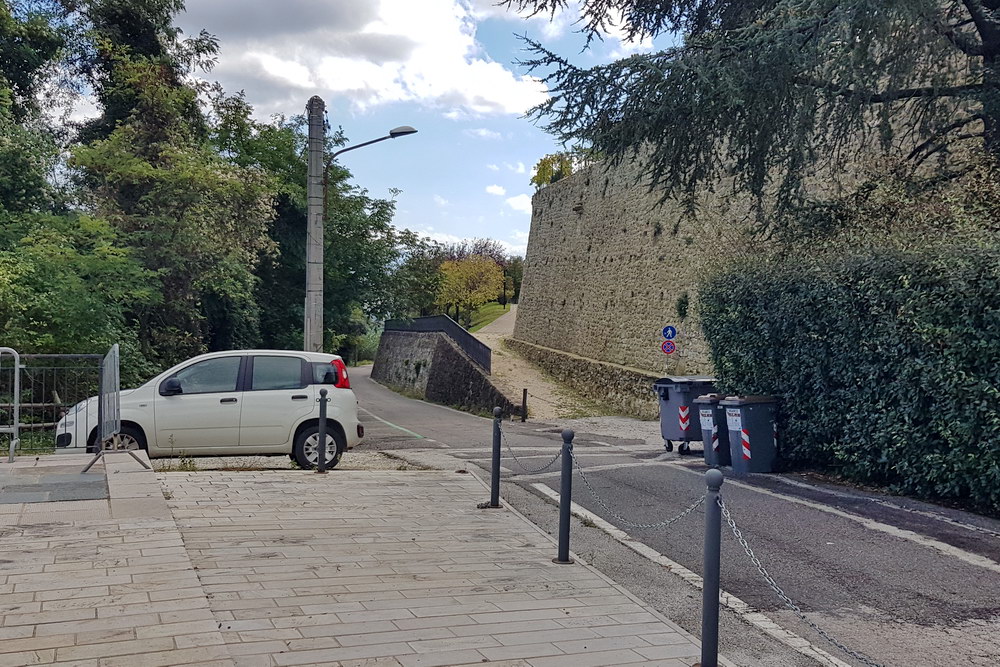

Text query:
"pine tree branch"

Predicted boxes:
[[931, 15, 984, 55], [960, 0, 1000, 52], [907, 114, 985, 160], [792, 77, 986, 103]]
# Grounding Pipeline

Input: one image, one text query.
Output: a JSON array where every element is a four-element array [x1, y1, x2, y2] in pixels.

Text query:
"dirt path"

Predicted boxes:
[[474, 305, 616, 420]]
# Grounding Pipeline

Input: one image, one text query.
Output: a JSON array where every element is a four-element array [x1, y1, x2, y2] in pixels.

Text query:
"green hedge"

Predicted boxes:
[[699, 245, 1000, 513]]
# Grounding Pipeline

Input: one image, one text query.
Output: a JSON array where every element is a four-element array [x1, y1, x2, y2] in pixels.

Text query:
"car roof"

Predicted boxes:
[[188, 349, 343, 363]]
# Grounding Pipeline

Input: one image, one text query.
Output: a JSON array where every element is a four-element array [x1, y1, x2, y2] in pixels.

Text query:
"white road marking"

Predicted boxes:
[[530, 482, 852, 667]]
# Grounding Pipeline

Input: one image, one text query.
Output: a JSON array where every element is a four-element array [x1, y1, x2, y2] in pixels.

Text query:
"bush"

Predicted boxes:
[[700, 245, 1000, 514]]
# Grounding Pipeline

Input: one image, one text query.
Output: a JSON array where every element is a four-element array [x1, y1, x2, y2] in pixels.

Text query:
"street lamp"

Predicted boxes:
[[331, 126, 418, 159], [304, 94, 417, 352]]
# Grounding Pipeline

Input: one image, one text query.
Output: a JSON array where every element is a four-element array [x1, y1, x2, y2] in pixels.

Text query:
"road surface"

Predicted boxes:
[[351, 365, 1000, 667]]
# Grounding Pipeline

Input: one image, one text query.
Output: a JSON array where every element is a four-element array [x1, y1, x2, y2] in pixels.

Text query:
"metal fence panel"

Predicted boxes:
[[0, 354, 102, 455], [0, 347, 21, 463], [98, 344, 120, 444], [383, 315, 492, 373]]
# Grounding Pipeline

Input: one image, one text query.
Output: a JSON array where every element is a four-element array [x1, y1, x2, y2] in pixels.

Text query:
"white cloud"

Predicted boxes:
[[486, 163, 500, 171], [486, 184, 506, 196], [181, 0, 549, 117], [505, 161, 527, 174], [505, 194, 533, 214], [466, 128, 502, 140], [434, 194, 450, 207], [402, 225, 527, 257]]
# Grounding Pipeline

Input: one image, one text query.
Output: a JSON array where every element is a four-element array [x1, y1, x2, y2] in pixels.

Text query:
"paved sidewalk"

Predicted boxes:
[[0, 453, 231, 666], [2, 452, 713, 666], [163, 469, 708, 667]]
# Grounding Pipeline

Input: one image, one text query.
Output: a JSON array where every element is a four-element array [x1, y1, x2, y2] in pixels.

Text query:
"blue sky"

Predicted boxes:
[[172, 0, 661, 256]]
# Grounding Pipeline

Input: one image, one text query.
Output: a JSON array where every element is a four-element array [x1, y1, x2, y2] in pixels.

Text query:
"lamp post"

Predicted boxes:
[[303, 94, 416, 353]]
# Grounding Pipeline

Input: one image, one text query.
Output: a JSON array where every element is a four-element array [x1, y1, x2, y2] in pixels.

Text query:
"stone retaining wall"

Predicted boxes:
[[505, 338, 661, 419], [372, 331, 515, 416]]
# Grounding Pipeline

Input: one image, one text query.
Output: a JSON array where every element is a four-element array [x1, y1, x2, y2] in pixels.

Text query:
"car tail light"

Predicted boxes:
[[330, 358, 351, 389]]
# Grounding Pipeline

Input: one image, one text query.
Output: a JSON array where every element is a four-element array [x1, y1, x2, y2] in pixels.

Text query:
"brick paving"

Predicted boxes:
[[2, 453, 712, 666], [164, 470, 706, 667]]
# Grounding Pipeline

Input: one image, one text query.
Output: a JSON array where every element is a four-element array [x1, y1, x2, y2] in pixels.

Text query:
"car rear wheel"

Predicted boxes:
[[293, 425, 345, 470], [87, 424, 147, 453]]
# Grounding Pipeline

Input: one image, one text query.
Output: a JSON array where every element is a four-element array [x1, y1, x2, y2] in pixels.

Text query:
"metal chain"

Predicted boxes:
[[570, 449, 705, 529], [718, 497, 884, 667], [499, 425, 562, 473]]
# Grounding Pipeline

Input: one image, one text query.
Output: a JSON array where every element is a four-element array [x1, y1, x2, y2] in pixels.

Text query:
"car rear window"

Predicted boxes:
[[311, 362, 337, 385]]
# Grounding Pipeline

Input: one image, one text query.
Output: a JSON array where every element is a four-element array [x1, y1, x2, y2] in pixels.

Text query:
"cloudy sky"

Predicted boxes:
[[175, 0, 660, 256]]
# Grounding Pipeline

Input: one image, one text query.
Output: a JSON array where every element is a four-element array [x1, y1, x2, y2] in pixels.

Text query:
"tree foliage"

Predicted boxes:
[[513, 0, 1000, 225], [437, 256, 504, 327]]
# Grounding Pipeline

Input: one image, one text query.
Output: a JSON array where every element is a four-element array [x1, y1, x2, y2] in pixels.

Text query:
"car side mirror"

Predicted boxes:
[[160, 378, 183, 396]]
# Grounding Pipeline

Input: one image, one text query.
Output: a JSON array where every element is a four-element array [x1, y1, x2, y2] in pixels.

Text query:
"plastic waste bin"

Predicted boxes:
[[653, 376, 717, 453], [694, 394, 731, 467], [720, 395, 779, 474]]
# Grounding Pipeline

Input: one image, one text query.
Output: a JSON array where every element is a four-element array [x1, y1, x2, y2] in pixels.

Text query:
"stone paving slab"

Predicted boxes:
[[0, 452, 234, 666], [162, 469, 712, 667]]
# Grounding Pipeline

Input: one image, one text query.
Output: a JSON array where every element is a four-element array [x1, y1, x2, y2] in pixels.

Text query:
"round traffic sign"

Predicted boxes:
[[662, 326, 677, 340], [661, 340, 677, 354]]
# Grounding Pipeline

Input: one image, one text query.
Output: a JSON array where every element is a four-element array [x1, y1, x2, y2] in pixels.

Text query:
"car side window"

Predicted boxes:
[[169, 357, 241, 395], [251, 356, 305, 391]]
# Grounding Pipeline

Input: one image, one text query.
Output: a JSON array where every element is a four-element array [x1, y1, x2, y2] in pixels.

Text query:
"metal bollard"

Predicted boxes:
[[490, 407, 502, 508], [316, 389, 329, 474], [553, 429, 575, 565], [521, 388, 528, 422], [701, 468, 724, 667]]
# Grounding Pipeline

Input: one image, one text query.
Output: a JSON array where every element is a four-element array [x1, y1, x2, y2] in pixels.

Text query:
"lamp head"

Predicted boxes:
[[389, 125, 417, 138]]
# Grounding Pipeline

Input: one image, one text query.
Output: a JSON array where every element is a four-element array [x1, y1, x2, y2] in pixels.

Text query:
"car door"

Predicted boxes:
[[238, 354, 314, 449], [153, 355, 244, 452]]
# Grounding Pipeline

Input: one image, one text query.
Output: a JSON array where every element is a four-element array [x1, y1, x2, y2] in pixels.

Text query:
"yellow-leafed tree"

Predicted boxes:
[[437, 256, 503, 327]]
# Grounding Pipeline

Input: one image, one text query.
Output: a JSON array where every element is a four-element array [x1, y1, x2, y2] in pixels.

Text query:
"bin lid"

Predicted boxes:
[[693, 393, 726, 404], [720, 395, 779, 406], [665, 376, 716, 384]]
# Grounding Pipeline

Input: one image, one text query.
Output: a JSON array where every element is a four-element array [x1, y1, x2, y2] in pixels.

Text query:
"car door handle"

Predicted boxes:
[[220, 398, 238, 404], [291, 395, 308, 400]]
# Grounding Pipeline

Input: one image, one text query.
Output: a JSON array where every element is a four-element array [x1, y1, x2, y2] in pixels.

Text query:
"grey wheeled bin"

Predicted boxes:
[[653, 376, 717, 454], [694, 394, 731, 467], [720, 396, 779, 474]]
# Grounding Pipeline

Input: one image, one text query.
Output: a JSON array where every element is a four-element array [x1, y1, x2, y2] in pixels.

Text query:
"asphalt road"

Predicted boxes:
[[351, 366, 1000, 667]]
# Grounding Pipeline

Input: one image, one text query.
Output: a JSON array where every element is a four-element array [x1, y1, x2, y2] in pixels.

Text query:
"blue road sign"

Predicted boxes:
[[662, 326, 677, 340]]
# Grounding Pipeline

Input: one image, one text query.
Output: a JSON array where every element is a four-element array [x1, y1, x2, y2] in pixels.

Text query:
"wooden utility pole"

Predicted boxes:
[[304, 96, 325, 352]]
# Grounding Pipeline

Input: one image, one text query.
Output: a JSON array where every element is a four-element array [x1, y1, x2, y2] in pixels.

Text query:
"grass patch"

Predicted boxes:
[[468, 302, 510, 332]]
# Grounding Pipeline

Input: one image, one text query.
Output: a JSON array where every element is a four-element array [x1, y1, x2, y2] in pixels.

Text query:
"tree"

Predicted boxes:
[[437, 256, 504, 327], [510, 0, 1000, 228], [72, 55, 275, 366], [392, 240, 447, 318]]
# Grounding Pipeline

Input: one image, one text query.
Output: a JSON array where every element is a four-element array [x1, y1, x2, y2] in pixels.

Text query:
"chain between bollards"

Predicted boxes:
[[701, 468, 724, 667], [316, 388, 329, 474], [553, 428, 575, 564]]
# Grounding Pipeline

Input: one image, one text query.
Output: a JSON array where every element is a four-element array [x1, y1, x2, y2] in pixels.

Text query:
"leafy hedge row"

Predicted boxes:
[[699, 245, 1000, 513]]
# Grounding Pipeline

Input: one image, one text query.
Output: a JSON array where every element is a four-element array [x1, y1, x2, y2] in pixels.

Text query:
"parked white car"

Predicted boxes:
[[55, 350, 363, 469]]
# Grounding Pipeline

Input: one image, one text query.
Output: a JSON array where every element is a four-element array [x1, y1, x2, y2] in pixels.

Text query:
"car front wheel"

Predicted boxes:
[[88, 424, 147, 454], [293, 425, 345, 470]]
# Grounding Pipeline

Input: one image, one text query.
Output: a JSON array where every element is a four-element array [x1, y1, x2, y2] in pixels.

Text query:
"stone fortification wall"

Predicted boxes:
[[513, 159, 724, 416], [371, 331, 515, 416]]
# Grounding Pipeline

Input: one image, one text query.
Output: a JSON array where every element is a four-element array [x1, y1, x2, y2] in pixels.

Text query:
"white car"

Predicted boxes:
[[56, 350, 363, 469]]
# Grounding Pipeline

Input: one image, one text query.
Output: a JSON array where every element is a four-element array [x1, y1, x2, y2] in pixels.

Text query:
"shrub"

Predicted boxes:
[[700, 245, 1000, 513]]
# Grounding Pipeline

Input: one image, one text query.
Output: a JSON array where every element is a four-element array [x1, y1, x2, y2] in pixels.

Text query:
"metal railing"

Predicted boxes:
[[0, 353, 102, 455], [383, 315, 492, 373], [1, 347, 20, 463]]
